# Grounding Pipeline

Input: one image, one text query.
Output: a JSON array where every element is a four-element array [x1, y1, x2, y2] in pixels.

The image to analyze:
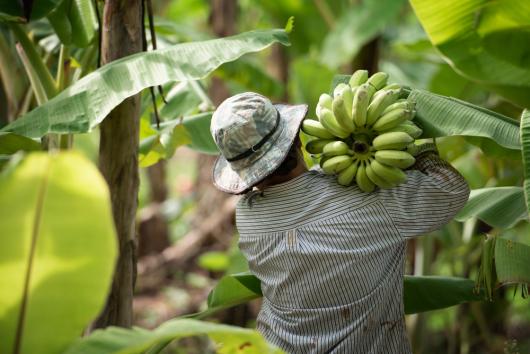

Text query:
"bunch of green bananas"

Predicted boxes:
[[302, 69, 423, 192]]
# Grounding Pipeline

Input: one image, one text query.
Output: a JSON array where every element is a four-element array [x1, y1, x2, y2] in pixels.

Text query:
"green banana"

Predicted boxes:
[[382, 83, 401, 90], [352, 84, 374, 127], [319, 108, 351, 139], [332, 95, 355, 132], [370, 160, 407, 185], [340, 85, 354, 121], [381, 100, 414, 115], [323, 141, 351, 156], [372, 108, 413, 131], [372, 131, 414, 150], [374, 150, 416, 169], [302, 119, 335, 139], [322, 155, 353, 174], [366, 160, 395, 189], [366, 89, 401, 126], [349, 70, 369, 86], [367, 72, 389, 90], [333, 83, 349, 98], [380, 121, 423, 139], [319, 154, 332, 169], [337, 160, 359, 186], [355, 162, 376, 193], [316, 93, 333, 117], [305, 139, 335, 154]]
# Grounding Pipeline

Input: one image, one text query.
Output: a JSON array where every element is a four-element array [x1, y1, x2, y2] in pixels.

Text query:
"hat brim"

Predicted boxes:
[[212, 103, 308, 194]]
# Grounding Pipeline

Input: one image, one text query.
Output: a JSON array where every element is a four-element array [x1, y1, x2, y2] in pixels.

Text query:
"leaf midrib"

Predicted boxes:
[[13, 159, 50, 354]]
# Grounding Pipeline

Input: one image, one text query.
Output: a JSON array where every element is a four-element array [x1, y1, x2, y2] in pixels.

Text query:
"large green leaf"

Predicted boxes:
[[495, 237, 530, 285], [402, 276, 483, 314], [159, 112, 218, 155], [455, 187, 528, 229], [320, 0, 406, 69], [190, 272, 483, 318], [65, 319, 283, 354], [521, 110, 530, 218], [0, 152, 117, 354], [1, 29, 290, 138], [408, 89, 520, 149], [409, 0, 530, 108]]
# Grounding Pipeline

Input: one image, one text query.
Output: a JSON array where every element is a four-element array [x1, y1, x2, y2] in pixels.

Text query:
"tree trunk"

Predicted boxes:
[[93, 0, 143, 329], [137, 161, 170, 258]]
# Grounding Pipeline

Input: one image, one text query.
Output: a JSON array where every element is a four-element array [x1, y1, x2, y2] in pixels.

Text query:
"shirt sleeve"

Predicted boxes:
[[378, 151, 470, 238]]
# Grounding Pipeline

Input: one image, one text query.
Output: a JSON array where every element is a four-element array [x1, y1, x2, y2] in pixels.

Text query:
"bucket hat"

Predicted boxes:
[[211, 92, 308, 194]]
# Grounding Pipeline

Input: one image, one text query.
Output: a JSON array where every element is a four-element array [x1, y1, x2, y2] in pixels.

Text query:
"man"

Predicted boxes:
[[210, 92, 470, 353]]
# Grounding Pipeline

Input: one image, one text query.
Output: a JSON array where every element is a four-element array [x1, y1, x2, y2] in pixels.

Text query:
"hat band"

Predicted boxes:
[[226, 110, 280, 162]]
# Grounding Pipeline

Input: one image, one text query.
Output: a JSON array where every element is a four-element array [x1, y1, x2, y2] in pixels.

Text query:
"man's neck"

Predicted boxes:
[[256, 161, 308, 190]]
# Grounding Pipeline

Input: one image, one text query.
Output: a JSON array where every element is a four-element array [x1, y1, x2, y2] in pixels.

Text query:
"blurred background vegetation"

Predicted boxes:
[[1, 0, 529, 353]]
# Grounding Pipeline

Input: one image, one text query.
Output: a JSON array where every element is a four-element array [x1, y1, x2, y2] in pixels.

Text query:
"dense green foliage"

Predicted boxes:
[[0, 0, 529, 353]]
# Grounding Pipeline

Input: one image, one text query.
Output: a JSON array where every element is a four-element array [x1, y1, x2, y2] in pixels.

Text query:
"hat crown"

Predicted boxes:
[[211, 92, 278, 161]]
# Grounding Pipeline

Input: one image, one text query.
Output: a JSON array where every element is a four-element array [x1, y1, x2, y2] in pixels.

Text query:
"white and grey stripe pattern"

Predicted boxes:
[[235, 154, 470, 354]]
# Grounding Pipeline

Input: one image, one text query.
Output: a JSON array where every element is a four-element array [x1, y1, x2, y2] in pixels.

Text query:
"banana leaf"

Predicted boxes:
[[0, 152, 117, 354], [455, 187, 528, 229], [521, 110, 530, 217], [409, 0, 530, 108], [64, 319, 282, 354], [495, 237, 530, 285], [1, 29, 290, 138], [330, 75, 520, 150], [320, 0, 406, 69], [0, 132, 41, 154], [187, 272, 483, 319], [408, 89, 520, 150]]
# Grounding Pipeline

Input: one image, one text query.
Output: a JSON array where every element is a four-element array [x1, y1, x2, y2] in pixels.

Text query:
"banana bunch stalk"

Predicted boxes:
[[302, 69, 424, 192]]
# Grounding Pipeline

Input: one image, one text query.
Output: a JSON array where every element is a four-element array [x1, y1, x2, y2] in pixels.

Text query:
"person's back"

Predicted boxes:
[[209, 91, 470, 353], [236, 154, 469, 353]]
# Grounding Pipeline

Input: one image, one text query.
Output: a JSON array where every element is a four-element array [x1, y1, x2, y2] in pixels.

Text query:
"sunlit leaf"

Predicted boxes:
[[2, 29, 291, 138], [455, 187, 528, 229], [65, 318, 283, 354], [0, 152, 117, 354], [410, 0, 530, 107]]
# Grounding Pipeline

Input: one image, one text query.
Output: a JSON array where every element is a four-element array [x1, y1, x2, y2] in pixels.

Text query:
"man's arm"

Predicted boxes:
[[378, 144, 470, 238]]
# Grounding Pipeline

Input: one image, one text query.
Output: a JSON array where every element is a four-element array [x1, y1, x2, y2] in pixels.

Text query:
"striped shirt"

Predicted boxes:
[[235, 154, 470, 354]]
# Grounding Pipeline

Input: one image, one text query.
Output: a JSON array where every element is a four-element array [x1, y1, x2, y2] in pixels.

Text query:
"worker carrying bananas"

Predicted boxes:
[[210, 92, 470, 354]]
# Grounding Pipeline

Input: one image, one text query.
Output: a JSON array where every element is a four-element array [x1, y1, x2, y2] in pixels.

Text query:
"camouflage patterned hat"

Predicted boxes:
[[211, 92, 308, 194]]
